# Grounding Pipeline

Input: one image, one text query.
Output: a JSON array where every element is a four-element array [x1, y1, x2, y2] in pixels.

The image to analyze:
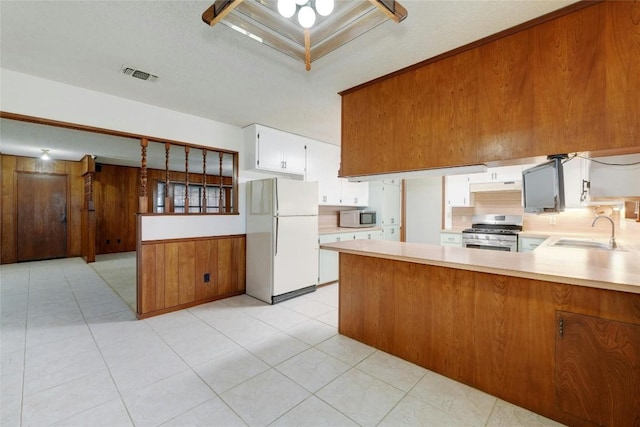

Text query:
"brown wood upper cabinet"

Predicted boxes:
[[340, 1, 640, 177]]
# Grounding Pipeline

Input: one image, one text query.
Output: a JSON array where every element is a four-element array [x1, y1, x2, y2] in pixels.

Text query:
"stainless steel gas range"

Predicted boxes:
[[462, 214, 523, 252]]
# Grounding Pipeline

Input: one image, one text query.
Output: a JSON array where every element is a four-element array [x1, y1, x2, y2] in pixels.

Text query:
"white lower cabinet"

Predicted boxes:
[[382, 225, 401, 242], [318, 230, 382, 284], [518, 236, 549, 252], [440, 231, 462, 247]]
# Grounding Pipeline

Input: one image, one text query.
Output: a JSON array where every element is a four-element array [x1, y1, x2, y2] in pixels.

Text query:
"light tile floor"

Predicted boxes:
[[0, 257, 566, 426]]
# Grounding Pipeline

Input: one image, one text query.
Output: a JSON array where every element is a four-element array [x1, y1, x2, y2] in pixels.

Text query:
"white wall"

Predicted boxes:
[[405, 176, 443, 245], [1, 69, 247, 240]]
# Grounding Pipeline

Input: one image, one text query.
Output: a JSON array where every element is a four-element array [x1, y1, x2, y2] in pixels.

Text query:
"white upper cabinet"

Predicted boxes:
[[369, 180, 402, 226], [340, 180, 369, 207], [306, 141, 341, 205], [244, 124, 306, 178], [562, 156, 589, 207], [588, 153, 640, 199], [445, 174, 471, 207], [306, 140, 368, 207]]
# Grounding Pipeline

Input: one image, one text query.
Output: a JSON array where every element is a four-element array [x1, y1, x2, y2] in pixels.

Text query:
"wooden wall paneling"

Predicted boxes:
[[477, 29, 533, 163], [195, 239, 218, 300], [139, 243, 162, 314], [435, 266, 478, 382], [338, 253, 369, 339], [234, 236, 246, 292], [605, 0, 640, 149], [337, 253, 640, 426], [389, 260, 426, 364], [216, 238, 232, 296], [472, 273, 556, 412], [221, 236, 247, 295], [94, 164, 138, 254], [125, 167, 139, 248], [1, 155, 17, 263], [164, 242, 180, 307], [177, 241, 196, 305], [68, 161, 83, 256], [532, 3, 606, 156], [137, 235, 245, 318]]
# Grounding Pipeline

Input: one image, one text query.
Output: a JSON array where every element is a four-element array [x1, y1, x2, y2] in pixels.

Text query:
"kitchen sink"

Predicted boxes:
[[550, 238, 624, 251]]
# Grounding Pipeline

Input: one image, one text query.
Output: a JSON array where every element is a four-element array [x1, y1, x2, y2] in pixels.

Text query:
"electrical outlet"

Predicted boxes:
[[461, 215, 467, 222], [549, 215, 556, 225], [204, 273, 210, 283]]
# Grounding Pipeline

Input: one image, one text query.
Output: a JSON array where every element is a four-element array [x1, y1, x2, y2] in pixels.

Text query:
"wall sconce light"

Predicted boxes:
[[40, 149, 51, 161]]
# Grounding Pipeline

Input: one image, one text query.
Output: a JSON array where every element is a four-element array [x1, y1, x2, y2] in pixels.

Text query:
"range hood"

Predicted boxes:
[[469, 181, 522, 193]]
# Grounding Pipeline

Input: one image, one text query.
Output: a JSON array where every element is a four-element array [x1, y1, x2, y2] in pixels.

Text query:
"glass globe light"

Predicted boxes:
[[315, 0, 334, 17], [297, 5, 316, 28], [277, 0, 296, 18]]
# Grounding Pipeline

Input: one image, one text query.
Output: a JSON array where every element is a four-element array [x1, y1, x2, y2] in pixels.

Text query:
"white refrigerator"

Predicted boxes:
[[246, 178, 319, 304]]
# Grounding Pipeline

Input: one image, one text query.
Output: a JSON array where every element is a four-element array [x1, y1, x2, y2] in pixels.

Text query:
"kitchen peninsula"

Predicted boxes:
[[321, 239, 640, 426]]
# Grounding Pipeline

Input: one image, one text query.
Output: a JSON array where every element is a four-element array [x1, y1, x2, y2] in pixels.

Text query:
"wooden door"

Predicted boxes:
[[17, 172, 68, 261]]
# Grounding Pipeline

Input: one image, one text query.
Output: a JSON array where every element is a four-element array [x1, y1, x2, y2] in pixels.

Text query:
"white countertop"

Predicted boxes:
[[319, 226, 382, 235], [320, 239, 640, 295]]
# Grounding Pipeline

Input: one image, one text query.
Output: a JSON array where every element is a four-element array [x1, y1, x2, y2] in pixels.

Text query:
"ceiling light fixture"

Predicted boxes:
[[202, 0, 407, 71], [40, 149, 51, 161]]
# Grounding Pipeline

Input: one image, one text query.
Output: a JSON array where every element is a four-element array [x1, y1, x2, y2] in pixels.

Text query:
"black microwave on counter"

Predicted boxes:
[[339, 210, 377, 228]]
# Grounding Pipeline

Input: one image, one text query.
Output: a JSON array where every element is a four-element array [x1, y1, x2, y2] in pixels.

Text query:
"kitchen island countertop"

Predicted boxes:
[[320, 239, 640, 295]]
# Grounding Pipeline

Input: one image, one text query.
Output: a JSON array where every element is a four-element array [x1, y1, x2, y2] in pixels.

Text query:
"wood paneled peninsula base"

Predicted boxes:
[[320, 240, 640, 427]]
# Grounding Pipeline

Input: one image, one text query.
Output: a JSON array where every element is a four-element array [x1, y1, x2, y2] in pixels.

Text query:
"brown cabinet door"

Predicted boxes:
[[555, 311, 640, 426], [17, 172, 68, 261]]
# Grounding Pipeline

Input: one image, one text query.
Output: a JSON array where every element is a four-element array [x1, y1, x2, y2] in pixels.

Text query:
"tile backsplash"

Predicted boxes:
[[451, 191, 640, 238]]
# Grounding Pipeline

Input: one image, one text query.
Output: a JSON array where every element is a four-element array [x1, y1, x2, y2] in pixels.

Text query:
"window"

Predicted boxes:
[[149, 144, 238, 215], [156, 181, 233, 214]]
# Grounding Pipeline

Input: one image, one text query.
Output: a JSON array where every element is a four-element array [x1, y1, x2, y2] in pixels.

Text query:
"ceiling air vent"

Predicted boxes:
[[121, 66, 158, 82]]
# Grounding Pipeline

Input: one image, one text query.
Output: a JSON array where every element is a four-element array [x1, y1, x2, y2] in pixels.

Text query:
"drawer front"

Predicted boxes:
[[440, 232, 462, 246], [518, 237, 548, 252]]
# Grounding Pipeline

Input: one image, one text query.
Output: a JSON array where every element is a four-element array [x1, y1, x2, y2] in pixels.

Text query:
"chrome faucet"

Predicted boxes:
[[591, 215, 617, 249]]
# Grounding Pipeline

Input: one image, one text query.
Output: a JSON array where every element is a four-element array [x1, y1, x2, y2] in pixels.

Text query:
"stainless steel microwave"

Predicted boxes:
[[339, 210, 377, 228]]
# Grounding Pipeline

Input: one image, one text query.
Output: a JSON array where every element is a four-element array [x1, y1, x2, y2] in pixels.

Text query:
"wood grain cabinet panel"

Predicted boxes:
[[137, 235, 245, 318], [555, 311, 640, 426], [605, 1, 640, 149], [195, 239, 218, 300], [477, 29, 533, 162], [340, 2, 640, 177], [338, 252, 640, 426], [531, 3, 606, 155]]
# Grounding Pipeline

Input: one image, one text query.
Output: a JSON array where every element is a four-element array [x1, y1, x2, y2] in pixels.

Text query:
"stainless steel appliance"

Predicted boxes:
[[462, 214, 523, 252], [339, 209, 377, 228]]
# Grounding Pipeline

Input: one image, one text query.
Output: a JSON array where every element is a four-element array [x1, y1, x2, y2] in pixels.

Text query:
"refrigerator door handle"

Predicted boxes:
[[274, 177, 279, 215], [275, 217, 279, 256]]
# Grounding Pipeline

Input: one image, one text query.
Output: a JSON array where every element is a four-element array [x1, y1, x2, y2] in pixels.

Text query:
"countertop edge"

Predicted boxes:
[[321, 240, 640, 295]]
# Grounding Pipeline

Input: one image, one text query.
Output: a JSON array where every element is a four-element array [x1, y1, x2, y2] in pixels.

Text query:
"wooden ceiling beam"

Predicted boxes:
[[368, 0, 408, 23], [202, 0, 245, 26]]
